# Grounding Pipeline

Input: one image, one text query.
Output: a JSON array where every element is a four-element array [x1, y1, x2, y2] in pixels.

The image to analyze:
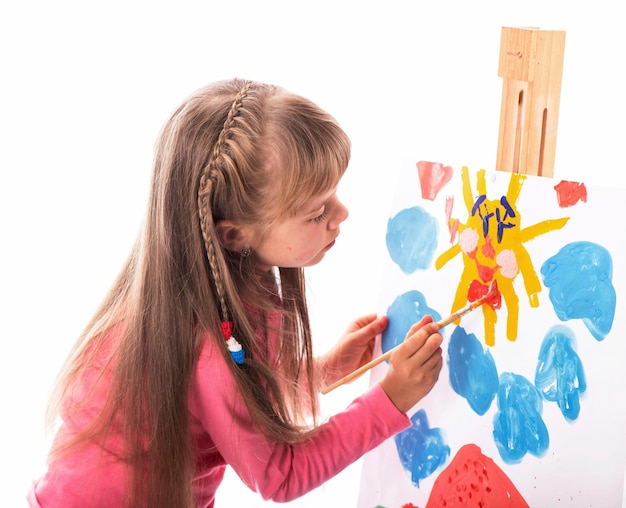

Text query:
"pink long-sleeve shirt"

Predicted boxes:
[[28, 311, 410, 507]]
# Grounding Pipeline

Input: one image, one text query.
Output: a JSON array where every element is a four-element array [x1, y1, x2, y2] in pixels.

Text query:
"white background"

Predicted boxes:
[[1, 1, 624, 506]]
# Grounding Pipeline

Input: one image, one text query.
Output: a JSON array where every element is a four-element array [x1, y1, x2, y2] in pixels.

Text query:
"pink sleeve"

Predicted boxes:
[[189, 340, 410, 503]]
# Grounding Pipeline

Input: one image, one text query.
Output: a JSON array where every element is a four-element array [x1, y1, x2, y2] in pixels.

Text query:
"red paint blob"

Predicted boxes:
[[426, 444, 529, 507], [417, 161, 454, 201], [468, 280, 501, 310], [554, 180, 587, 208]]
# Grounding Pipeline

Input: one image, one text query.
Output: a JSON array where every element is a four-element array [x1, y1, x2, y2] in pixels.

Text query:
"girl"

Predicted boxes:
[[29, 78, 443, 507]]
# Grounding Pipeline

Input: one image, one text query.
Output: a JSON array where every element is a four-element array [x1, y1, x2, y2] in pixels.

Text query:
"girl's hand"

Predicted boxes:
[[379, 315, 443, 413], [317, 313, 389, 387]]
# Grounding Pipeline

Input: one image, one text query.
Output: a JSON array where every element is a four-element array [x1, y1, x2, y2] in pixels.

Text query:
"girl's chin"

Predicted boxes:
[[304, 250, 331, 268]]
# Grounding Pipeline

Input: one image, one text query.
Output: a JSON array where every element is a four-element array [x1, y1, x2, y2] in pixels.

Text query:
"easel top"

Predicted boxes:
[[498, 27, 566, 83]]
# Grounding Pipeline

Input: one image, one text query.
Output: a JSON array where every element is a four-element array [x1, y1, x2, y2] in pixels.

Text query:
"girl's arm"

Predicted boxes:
[[190, 320, 441, 502], [190, 339, 409, 502]]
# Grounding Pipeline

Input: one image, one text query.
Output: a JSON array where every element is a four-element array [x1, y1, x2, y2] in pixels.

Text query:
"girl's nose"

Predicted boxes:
[[329, 199, 349, 229]]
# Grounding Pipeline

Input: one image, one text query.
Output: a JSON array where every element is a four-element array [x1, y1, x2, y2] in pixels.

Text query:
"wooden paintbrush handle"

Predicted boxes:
[[321, 349, 394, 394]]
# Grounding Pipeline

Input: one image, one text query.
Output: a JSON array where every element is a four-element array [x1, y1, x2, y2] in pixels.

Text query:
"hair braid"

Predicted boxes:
[[198, 178, 230, 320], [197, 80, 253, 324]]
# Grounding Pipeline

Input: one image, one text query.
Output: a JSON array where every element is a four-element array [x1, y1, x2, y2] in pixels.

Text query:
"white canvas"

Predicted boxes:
[[358, 161, 625, 508]]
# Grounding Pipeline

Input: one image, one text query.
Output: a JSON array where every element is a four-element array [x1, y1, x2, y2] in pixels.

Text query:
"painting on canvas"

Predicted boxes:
[[358, 161, 624, 507]]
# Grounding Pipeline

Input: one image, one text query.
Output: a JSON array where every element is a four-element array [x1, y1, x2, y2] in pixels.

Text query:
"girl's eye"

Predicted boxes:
[[312, 210, 328, 223]]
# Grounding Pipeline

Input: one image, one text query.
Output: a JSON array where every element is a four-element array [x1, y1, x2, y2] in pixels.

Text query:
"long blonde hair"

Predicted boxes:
[[47, 79, 351, 507]]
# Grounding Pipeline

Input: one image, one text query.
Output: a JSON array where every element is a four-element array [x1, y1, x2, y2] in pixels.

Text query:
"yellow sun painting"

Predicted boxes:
[[435, 167, 569, 346]]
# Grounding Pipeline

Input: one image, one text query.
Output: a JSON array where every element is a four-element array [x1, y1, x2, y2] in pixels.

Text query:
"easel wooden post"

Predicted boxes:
[[495, 27, 566, 177]]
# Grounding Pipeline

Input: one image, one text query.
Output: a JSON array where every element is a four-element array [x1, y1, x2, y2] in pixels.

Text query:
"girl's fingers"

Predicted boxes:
[[398, 322, 441, 359], [347, 314, 387, 338], [348, 313, 379, 330], [404, 315, 434, 336]]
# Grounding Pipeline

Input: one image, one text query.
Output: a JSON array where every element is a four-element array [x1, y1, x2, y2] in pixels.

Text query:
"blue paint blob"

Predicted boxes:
[[492, 372, 549, 464], [541, 241, 616, 341], [535, 325, 586, 422], [381, 290, 441, 355], [386, 206, 439, 274], [394, 409, 450, 487], [448, 326, 499, 416]]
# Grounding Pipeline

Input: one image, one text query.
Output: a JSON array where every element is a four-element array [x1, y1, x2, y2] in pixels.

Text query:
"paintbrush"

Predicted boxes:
[[321, 281, 498, 395]]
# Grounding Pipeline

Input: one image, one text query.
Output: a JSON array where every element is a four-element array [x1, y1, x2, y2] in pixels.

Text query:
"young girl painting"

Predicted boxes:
[[28, 78, 443, 507]]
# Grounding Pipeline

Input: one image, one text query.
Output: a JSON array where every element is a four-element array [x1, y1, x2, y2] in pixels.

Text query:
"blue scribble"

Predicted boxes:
[[493, 372, 549, 464], [541, 241, 616, 341], [535, 325, 586, 422], [382, 290, 441, 355], [495, 196, 516, 243], [386, 206, 439, 274], [471, 194, 491, 238], [394, 409, 450, 487], [448, 326, 499, 415]]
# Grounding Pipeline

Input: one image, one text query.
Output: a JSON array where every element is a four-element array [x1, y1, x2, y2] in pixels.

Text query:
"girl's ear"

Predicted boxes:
[[215, 220, 252, 252]]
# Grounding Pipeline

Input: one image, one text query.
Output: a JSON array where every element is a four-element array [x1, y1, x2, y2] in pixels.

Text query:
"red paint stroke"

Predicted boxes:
[[449, 218, 460, 244], [554, 180, 587, 208], [466, 248, 499, 285], [426, 443, 529, 508], [417, 161, 453, 201], [468, 279, 501, 310], [445, 196, 459, 243], [402, 504, 419, 508], [481, 235, 496, 260]]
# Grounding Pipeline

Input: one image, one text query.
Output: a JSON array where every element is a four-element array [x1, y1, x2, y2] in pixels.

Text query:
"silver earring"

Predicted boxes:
[[240, 247, 251, 258]]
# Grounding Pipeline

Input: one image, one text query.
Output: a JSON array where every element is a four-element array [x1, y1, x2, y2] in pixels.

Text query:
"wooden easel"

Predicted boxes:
[[495, 27, 566, 177]]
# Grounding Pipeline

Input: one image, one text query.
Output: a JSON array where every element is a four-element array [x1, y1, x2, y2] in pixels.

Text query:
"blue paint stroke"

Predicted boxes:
[[535, 325, 586, 422], [394, 409, 450, 487], [541, 241, 615, 341], [493, 372, 549, 464], [386, 206, 439, 274], [448, 326, 499, 415], [381, 290, 441, 355]]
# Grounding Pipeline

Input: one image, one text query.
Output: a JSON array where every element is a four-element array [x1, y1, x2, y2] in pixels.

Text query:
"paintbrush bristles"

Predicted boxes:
[[321, 281, 498, 395], [436, 281, 497, 327]]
